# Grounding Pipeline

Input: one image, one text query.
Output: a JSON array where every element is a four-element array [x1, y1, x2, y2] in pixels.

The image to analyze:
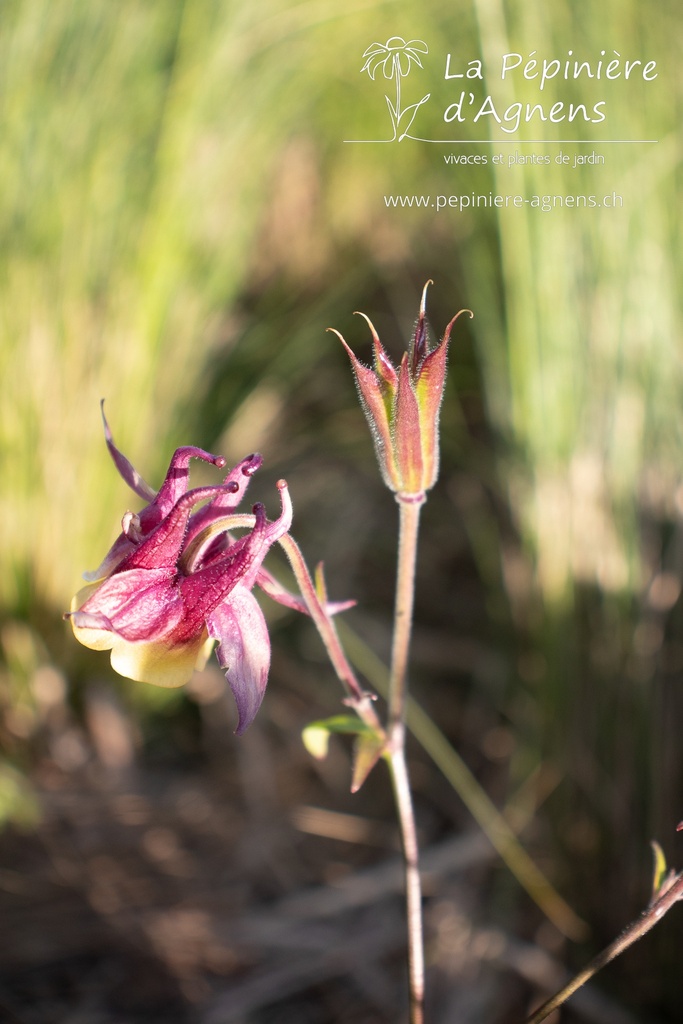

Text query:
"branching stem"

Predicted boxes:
[[523, 871, 683, 1024]]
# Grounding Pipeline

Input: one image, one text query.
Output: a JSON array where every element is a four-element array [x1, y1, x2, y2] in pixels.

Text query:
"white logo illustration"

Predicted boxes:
[[360, 37, 431, 141]]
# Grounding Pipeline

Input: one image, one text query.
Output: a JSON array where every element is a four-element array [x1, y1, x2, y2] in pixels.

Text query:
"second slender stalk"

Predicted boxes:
[[387, 495, 425, 1024], [388, 498, 423, 731]]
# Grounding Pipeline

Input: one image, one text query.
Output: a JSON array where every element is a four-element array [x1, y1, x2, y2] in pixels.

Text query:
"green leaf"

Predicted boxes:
[[651, 840, 668, 897], [302, 724, 332, 760], [302, 714, 378, 761]]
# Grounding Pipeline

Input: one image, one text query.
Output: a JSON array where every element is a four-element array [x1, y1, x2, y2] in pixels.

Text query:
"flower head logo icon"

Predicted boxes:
[[361, 37, 430, 141], [361, 37, 428, 79]]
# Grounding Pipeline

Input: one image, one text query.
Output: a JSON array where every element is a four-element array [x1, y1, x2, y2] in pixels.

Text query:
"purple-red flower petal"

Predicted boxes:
[[207, 587, 271, 734], [101, 402, 157, 503], [71, 567, 184, 643], [87, 407, 229, 581], [118, 485, 237, 573], [184, 453, 263, 557]]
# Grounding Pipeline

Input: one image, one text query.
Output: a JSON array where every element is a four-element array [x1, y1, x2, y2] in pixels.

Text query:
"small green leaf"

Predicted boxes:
[[314, 562, 328, 603], [302, 714, 377, 761], [651, 840, 668, 896], [302, 724, 332, 760]]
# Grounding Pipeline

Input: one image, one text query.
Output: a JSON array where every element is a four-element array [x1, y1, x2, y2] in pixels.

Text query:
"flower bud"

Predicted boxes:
[[331, 283, 472, 502]]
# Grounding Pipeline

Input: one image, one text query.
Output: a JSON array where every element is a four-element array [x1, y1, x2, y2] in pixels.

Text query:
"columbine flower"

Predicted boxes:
[[66, 409, 296, 733], [361, 37, 428, 80], [330, 283, 472, 502]]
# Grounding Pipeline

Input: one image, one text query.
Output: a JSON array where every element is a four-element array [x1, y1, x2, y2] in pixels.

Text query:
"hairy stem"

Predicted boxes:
[[387, 496, 425, 1024], [388, 498, 422, 732], [389, 739, 424, 1024], [523, 872, 683, 1024], [278, 532, 383, 735]]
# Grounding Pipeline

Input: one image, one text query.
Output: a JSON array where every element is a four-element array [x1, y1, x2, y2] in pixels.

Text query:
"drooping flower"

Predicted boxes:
[[66, 410, 297, 733], [330, 283, 472, 502]]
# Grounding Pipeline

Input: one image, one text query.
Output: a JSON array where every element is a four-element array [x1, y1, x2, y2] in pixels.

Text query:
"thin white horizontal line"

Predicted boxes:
[[344, 139, 659, 144]]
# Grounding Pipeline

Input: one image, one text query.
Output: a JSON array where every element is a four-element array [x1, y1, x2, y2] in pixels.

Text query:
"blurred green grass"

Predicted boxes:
[[0, 0, 682, 1010], [2, 0, 678, 608]]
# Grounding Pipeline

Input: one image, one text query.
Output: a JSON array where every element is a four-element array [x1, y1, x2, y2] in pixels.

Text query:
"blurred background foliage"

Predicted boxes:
[[0, 0, 682, 1018]]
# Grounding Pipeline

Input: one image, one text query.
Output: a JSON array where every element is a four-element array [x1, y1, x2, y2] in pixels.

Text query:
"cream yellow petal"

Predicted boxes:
[[70, 616, 117, 652], [194, 634, 216, 672], [109, 633, 208, 688], [68, 583, 116, 651]]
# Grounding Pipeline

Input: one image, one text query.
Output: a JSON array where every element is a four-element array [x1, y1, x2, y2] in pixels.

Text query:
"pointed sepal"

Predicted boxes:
[[351, 729, 388, 793], [333, 287, 472, 500], [394, 354, 424, 496], [329, 327, 400, 489]]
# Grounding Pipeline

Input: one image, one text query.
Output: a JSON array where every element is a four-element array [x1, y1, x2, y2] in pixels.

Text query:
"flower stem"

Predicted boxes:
[[387, 495, 425, 1024], [522, 871, 683, 1024], [389, 741, 425, 1024], [388, 497, 423, 732], [278, 532, 383, 735]]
